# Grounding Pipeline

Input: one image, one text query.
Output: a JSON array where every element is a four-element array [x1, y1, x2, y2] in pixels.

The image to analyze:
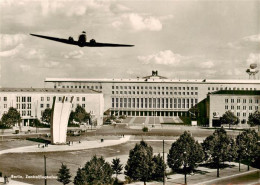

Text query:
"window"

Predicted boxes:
[[124, 98, 127, 107], [249, 99, 252, 103], [46, 104, 50, 108], [243, 113, 246, 117], [27, 97, 31, 102], [82, 97, 85, 101], [40, 104, 44, 108], [82, 104, 85, 108], [41, 97, 44, 101], [116, 98, 118, 107], [112, 86, 114, 89], [237, 99, 240, 103], [231, 106, 234, 110], [225, 105, 228, 110], [128, 98, 131, 108], [237, 112, 240, 117], [16, 97, 20, 102], [178, 99, 181, 108], [47, 97, 50, 101], [174, 98, 177, 108], [4, 104, 7, 108], [137, 98, 140, 108], [243, 106, 246, 110], [120, 98, 123, 108], [237, 106, 240, 110], [225, 99, 228, 103], [22, 97, 26, 102], [243, 99, 246, 103], [27, 104, 31, 109], [256, 99, 259, 104], [77, 97, 80, 101], [231, 99, 234, 103], [112, 98, 114, 108]]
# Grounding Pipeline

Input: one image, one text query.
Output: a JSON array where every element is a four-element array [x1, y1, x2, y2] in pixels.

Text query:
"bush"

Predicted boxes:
[[119, 115, 126, 119], [142, 127, 148, 132]]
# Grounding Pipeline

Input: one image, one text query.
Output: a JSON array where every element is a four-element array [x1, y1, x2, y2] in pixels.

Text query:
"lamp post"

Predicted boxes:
[[184, 151, 187, 185]]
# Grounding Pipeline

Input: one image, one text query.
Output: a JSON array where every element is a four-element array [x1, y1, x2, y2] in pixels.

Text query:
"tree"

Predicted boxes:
[[57, 163, 71, 185], [74, 168, 86, 185], [71, 105, 90, 124], [1, 107, 21, 128], [248, 111, 260, 130], [125, 141, 155, 185], [168, 131, 204, 173], [202, 127, 234, 177], [220, 111, 238, 129], [236, 129, 259, 171], [42, 108, 52, 124], [152, 154, 166, 182], [111, 158, 123, 179], [84, 155, 113, 185]]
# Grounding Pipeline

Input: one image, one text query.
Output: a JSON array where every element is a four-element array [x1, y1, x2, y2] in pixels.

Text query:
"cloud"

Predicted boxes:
[[112, 13, 162, 31], [63, 50, 84, 59], [201, 61, 215, 69], [243, 34, 260, 43], [0, 34, 27, 51], [227, 34, 260, 50], [20, 64, 31, 72], [0, 44, 24, 57], [138, 50, 184, 65], [246, 53, 260, 66]]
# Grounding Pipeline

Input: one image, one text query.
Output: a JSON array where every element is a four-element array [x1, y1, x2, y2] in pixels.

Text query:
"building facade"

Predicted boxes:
[[0, 88, 104, 126], [45, 71, 260, 120], [208, 90, 260, 127]]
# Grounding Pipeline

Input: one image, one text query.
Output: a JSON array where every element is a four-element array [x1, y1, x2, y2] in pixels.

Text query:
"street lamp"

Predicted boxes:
[[184, 151, 187, 185]]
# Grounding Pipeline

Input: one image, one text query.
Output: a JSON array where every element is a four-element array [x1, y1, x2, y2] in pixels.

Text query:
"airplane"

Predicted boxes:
[[30, 31, 134, 47]]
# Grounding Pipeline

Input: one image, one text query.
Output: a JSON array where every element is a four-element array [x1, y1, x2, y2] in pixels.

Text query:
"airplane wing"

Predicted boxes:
[[30, 33, 78, 46], [84, 42, 134, 47], [30, 33, 134, 47]]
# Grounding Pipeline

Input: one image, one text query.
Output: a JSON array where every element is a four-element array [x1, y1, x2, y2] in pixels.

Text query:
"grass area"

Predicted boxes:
[[161, 122, 189, 125], [0, 140, 171, 185]]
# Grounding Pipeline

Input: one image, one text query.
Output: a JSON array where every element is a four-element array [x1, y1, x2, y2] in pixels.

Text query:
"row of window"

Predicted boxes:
[[208, 87, 257, 91], [236, 112, 255, 118], [40, 97, 86, 102], [112, 86, 198, 91], [112, 91, 198, 96], [111, 98, 198, 109], [59, 85, 102, 90], [225, 98, 259, 104], [225, 105, 258, 111]]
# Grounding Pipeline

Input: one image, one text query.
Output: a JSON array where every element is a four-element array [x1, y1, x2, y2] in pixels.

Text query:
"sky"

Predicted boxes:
[[0, 0, 259, 88]]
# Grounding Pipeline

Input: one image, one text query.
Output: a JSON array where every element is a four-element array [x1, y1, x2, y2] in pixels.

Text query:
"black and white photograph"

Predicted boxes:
[[0, 0, 259, 184]]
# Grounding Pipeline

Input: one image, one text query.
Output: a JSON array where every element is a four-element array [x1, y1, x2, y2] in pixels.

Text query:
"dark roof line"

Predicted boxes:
[[210, 90, 260, 95]]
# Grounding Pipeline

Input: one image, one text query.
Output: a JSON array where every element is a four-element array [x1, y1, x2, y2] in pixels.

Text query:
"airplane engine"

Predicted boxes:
[[90, 39, 96, 44], [68, 36, 74, 42]]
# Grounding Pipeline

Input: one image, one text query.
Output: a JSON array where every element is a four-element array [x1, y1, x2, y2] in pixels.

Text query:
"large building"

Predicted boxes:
[[208, 90, 260, 127], [45, 71, 260, 123], [0, 88, 104, 126]]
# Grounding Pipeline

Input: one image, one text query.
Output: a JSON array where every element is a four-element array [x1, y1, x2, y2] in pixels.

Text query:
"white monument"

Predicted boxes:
[[51, 96, 74, 144]]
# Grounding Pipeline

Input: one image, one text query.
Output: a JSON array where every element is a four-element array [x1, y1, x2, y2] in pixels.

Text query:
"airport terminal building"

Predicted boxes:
[[45, 71, 260, 126], [0, 88, 104, 126]]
